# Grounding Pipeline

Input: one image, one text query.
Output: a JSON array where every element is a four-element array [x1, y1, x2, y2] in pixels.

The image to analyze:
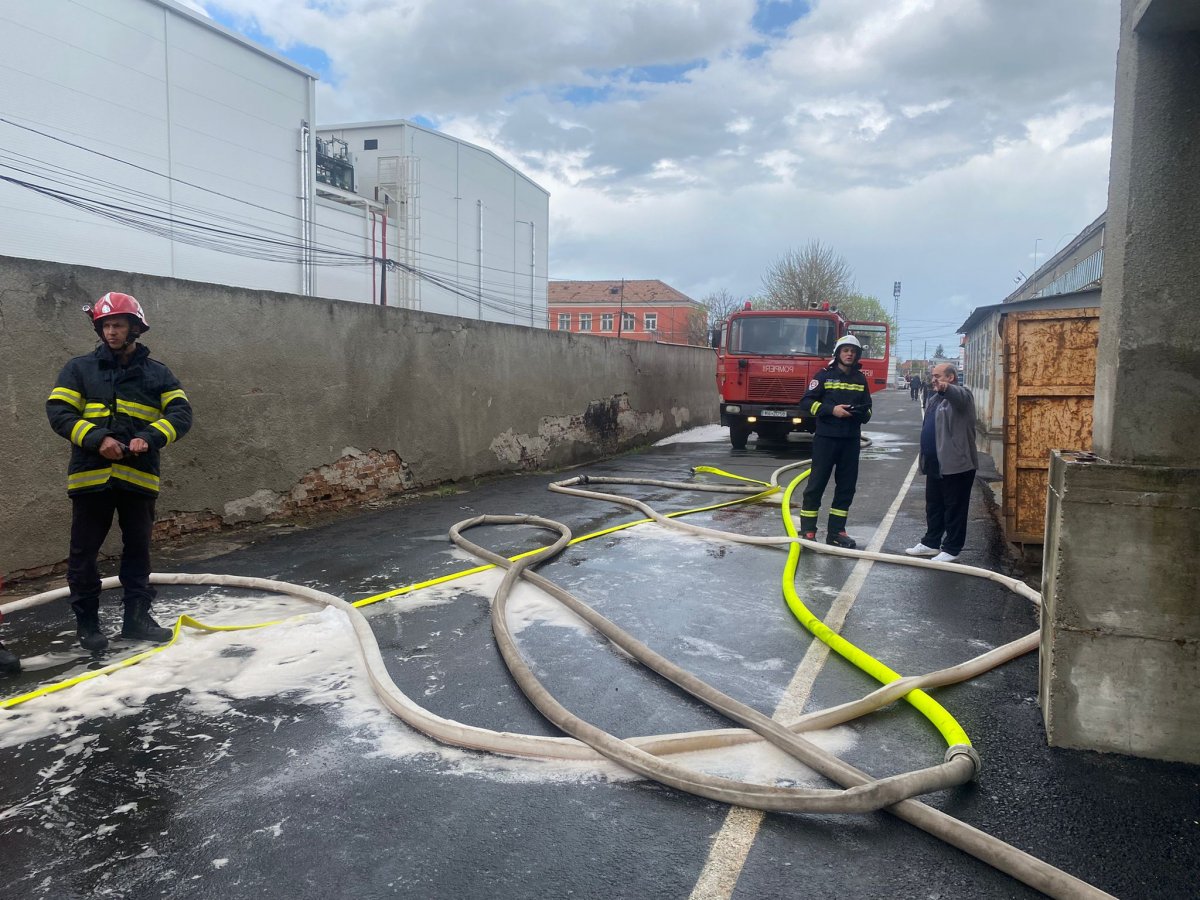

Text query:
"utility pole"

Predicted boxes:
[[893, 281, 901, 378], [616, 277, 625, 338]]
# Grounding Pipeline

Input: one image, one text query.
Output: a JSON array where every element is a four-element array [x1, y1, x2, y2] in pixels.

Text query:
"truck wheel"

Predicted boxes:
[[729, 423, 749, 450]]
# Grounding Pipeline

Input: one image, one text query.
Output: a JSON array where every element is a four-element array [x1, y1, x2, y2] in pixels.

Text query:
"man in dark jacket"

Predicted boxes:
[[798, 335, 873, 548], [46, 292, 193, 652], [905, 363, 978, 563]]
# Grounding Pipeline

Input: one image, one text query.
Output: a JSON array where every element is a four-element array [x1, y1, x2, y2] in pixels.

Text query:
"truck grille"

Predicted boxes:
[[748, 377, 807, 403]]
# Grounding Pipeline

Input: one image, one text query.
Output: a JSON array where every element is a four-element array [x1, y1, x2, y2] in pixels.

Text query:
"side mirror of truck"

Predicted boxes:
[[709, 327, 722, 349]]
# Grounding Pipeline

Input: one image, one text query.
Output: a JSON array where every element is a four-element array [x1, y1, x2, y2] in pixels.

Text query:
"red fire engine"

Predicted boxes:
[[714, 303, 890, 449]]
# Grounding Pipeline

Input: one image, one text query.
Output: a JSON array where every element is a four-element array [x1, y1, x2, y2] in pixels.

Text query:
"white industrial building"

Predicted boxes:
[[317, 120, 549, 327], [0, 0, 549, 326]]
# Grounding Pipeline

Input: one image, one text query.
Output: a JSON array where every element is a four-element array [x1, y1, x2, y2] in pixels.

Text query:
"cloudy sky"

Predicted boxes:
[[191, 0, 1120, 358]]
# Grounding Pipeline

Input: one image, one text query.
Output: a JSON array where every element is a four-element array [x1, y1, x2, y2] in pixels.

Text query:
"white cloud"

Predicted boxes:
[[201, 0, 1121, 350]]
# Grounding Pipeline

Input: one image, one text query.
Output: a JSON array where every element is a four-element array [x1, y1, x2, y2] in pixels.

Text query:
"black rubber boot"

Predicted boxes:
[[121, 601, 172, 643], [76, 615, 109, 652], [827, 531, 857, 549], [0, 641, 20, 675]]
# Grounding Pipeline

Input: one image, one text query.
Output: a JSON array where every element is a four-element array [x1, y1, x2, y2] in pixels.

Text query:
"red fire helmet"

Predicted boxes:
[[86, 292, 150, 333]]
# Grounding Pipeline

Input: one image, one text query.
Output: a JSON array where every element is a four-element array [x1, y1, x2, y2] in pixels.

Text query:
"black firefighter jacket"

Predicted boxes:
[[47, 344, 193, 496], [801, 362, 873, 439]]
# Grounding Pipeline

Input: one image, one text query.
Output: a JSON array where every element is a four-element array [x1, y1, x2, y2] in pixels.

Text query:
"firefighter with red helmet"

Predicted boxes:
[[46, 292, 193, 652]]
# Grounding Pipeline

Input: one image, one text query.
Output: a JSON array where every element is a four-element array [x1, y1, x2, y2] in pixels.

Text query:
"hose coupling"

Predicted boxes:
[[945, 743, 982, 779], [577, 475, 590, 485]]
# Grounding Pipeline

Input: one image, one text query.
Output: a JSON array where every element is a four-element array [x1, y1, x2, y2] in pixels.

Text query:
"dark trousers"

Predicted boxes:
[[68, 489, 157, 617], [920, 465, 975, 556], [800, 434, 860, 535]]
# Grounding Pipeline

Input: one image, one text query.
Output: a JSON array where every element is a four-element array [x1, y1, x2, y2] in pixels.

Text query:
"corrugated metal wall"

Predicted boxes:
[[321, 123, 550, 327], [0, 0, 316, 294]]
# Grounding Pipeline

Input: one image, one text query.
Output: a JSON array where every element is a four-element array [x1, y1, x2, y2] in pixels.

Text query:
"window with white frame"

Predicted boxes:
[[579, 313, 592, 332], [558, 313, 571, 330], [644, 313, 658, 333], [601, 313, 614, 332], [621, 312, 636, 332]]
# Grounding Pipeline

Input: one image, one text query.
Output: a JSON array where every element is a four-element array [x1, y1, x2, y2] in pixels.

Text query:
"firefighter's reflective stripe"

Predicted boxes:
[[70, 420, 95, 447], [48, 387, 84, 410], [150, 418, 178, 443], [830, 507, 849, 517], [116, 398, 160, 422], [809, 401, 822, 415], [799, 509, 820, 518], [823, 381, 866, 392], [83, 402, 110, 419], [68, 467, 111, 490], [112, 464, 160, 492], [161, 389, 188, 407]]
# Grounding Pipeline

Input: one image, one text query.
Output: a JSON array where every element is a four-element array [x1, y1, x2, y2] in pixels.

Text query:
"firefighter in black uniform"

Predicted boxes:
[[46, 292, 193, 653], [798, 334, 872, 548]]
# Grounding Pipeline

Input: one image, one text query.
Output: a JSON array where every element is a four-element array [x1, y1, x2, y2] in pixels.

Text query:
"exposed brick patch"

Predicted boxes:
[[278, 449, 415, 517], [3, 450, 416, 587], [153, 510, 224, 541], [5, 561, 63, 583]]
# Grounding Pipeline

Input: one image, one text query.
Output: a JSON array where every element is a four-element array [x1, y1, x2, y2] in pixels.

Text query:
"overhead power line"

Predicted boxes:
[[0, 116, 549, 314]]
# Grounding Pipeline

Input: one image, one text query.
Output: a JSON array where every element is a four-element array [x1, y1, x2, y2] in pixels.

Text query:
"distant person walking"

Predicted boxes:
[[909, 374, 922, 401], [905, 363, 978, 563], [46, 292, 193, 653]]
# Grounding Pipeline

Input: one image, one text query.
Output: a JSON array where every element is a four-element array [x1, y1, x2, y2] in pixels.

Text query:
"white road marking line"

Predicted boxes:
[[688, 455, 922, 900]]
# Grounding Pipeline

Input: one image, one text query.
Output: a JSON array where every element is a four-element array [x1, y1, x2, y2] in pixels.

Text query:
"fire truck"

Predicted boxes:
[[714, 303, 890, 449]]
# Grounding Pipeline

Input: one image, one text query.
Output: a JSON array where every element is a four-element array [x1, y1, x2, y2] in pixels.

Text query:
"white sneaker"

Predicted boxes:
[[931, 551, 960, 563], [904, 543, 939, 557]]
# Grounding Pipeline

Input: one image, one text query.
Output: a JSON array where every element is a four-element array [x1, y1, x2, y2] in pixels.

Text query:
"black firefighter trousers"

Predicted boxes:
[[799, 433, 860, 537], [67, 488, 157, 619]]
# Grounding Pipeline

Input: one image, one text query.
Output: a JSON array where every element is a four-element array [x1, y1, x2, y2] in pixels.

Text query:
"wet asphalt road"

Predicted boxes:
[[1, 388, 1197, 900]]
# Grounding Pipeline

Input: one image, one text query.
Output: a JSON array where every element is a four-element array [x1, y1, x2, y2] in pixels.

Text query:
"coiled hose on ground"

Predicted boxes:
[[0, 458, 1111, 899]]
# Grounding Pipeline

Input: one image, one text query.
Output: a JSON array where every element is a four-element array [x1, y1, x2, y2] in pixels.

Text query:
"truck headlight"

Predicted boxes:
[[725, 405, 741, 414]]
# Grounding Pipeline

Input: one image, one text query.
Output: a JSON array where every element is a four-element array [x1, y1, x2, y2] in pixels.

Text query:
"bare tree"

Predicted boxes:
[[762, 240, 854, 310], [685, 308, 710, 346], [699, 288, 744, 329]]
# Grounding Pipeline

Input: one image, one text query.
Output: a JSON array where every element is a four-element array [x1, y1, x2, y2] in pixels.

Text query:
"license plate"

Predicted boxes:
[[760, 409, 788, 417]]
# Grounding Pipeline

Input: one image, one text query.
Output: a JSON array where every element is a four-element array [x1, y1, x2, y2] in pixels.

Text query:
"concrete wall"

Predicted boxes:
[[1040, 0, 1200, 764], [1092, 3, 1200, 467], [1041, 452, 1200, 762], [0, 255, 717, 576]]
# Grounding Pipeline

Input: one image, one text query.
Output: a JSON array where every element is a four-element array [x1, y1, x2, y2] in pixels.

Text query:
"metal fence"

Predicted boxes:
[[1035, 248, 1103, 298]]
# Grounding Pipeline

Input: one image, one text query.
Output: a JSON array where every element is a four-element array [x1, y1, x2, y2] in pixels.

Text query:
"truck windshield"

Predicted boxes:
[[729, 316, 837, 357]]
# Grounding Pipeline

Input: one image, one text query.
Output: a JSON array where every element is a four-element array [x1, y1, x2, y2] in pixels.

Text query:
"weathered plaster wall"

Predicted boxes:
[[0, 255, 717, 575]]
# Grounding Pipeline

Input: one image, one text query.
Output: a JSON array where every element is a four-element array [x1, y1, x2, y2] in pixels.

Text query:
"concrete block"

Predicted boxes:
[[1041, 451, 1200, 762]]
